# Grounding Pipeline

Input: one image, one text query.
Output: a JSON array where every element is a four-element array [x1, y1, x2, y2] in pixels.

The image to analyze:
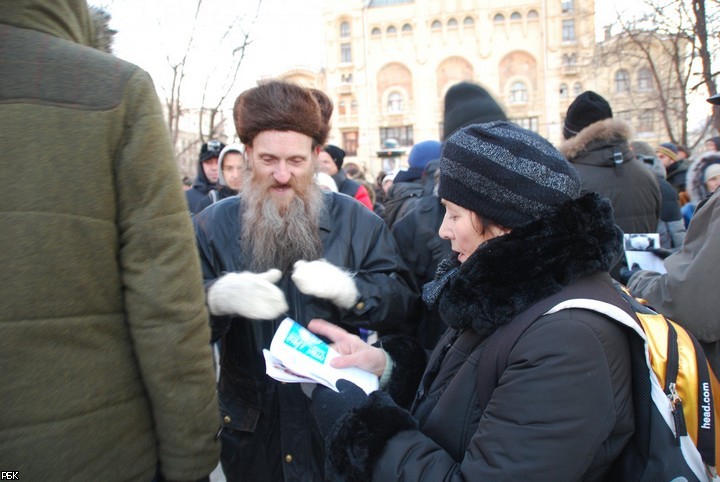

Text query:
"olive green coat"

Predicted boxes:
[[0, 1, 220, 480]]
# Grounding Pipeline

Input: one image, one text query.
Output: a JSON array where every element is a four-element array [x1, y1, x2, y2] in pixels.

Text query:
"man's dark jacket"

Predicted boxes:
[[192, 191, 418, 480]]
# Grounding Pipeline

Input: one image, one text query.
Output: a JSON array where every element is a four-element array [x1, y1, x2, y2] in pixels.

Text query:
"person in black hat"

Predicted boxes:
[[303, 121, 634, 481], [442, 81, 507, 141], [185, 139, 226, 214], [318, 144, 373, 209], [559, 91, 660, 280]]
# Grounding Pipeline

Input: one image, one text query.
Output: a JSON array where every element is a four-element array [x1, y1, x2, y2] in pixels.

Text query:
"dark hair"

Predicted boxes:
[[234, 80, 331, 148]]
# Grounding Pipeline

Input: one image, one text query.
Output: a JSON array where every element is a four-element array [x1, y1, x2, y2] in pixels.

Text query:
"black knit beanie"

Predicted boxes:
[[563, 91, 613, 139], [442, 82, 507, 141], [439, 121, 581, 228], [324, 144, 346, 169]]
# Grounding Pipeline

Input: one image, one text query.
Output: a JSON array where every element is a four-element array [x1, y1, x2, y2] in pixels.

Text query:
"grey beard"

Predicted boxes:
[[241, 181, 324, 273]]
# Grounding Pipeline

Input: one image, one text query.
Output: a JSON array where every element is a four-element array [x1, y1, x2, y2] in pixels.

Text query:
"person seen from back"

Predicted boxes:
[[559, 90, 660, 279], [0, 1, 219, 480]]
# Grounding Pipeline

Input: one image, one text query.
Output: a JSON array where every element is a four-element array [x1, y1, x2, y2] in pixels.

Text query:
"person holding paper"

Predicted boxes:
[[305, 122, 635, 481], [192, 80, 417, 482]]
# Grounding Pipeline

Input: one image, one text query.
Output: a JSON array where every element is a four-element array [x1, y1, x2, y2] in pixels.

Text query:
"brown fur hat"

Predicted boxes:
[[234, 80, 332, 147]]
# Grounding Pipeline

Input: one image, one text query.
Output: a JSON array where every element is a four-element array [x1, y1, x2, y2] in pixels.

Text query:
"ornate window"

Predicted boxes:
[[387, 25, 397, 35], [509, 81, 528, 104], [463, 16, 475, 26], [402, 23, 412, 33], [448, 18, 458, 29], [371, 27, 381, 37], [340, 21, 350, 38], [494, 13, 505, 23], [573, 82, 582, 96], [341, 43, 352, 63], [528, 10, 539, 19], [510, 12, 521, 20], [431, 20, 442, 30], [387, 91, 404, 113]]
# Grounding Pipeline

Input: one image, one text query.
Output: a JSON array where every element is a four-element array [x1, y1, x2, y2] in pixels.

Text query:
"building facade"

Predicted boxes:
[[295, 0, 680, 177]]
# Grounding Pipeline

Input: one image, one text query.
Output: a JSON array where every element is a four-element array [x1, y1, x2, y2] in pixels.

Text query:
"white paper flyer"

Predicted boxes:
[[262, 318, 379, 395], [623, 233, 667, 274]]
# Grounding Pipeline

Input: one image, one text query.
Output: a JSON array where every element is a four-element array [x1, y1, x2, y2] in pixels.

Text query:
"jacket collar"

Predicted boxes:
[[559, 118, 633, 165], [424, 193, 623, 337]]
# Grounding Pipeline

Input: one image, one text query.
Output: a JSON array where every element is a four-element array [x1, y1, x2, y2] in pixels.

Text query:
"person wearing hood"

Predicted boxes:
[[559, 91, 660, 279], [305, 121, 633, 481], [0, 1, 220, 480], [680, 152, 720, 227], [318, 144, 373, 210], [195, 143, 245, 212], [185, 139, 226, 214]]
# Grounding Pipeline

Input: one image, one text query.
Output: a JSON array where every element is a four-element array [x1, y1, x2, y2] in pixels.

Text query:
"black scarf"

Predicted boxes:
[[423, 193, 623, 338]]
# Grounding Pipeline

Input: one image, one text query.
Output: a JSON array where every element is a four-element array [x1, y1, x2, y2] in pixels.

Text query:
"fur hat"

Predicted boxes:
[[233, 80, 331, 147], [408, 140, 442, 170], [324, 145, 346, 170], [439, 121, 581, 228], [656, 142, 678, 162], [563, 91, 613, 139], [199, 139, 225, 163], [442, 82, 507, 141]]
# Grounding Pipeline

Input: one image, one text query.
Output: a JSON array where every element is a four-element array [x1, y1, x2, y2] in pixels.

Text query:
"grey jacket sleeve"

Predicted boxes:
[[629, 191, 720, 342]]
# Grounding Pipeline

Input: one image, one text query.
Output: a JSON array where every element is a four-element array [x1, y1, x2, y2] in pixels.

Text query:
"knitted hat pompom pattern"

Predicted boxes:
[[439, 121, 581, 229]]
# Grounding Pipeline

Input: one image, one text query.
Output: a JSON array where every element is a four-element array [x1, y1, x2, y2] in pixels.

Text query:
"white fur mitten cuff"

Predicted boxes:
[[207, 269, 288, 320], [292, 259, 359, 309]]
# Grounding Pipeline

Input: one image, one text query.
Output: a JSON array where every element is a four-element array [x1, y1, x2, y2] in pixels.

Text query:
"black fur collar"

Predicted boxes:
[[427, 193, 623, 337]]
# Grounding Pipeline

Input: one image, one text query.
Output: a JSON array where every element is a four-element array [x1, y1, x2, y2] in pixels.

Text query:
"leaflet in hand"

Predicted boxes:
[[262, 317, 379, 395], [623, 233, 667, 274]]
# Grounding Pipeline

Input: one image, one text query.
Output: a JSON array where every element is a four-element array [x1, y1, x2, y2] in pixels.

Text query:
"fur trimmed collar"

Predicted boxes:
[[423, 193, 622, 337], [559, 118, 633, 161]]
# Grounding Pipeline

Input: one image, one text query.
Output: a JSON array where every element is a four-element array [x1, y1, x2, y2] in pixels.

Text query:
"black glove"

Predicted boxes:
[[648, 247, 674, 259], [619, 263, 642, 285], [310, 379, 368, 438]]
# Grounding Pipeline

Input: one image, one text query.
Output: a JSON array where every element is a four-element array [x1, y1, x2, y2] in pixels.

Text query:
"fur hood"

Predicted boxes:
[[686, 152, 720, 204], [559, 118, 634, 163], [424, 193, 623, 338]]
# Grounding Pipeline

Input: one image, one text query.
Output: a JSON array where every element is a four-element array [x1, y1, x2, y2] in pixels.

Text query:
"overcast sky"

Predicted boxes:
[[94, 0, 645, 108]]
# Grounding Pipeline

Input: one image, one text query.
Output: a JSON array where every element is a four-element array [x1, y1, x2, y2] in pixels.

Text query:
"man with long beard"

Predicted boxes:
[[192, 80, 418, 481]]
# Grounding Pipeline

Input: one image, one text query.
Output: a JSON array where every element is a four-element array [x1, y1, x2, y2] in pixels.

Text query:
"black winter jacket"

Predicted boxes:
[[392, 195, 452, 348], [192, 191, 418, 481], [323, 194, 635, 481], [185, 158, 216, 215]]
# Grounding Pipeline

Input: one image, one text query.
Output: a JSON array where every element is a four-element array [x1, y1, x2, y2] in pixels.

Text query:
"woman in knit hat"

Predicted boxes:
[[304, 121, 635, 480]]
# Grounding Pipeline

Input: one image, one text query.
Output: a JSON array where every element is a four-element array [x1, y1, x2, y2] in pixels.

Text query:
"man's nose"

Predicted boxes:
[[274, 161, 291, 184]]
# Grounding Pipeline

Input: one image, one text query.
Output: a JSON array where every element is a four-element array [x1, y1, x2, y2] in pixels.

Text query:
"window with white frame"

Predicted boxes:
[[387, 91, 404, 113], [340, 21, 350, 38], [341, 43, 352, 63], [562, 19, 575, 41], [509, 81, 528, 104]]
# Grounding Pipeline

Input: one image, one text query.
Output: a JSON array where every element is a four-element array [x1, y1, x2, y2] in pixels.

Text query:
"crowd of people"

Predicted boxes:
[[3, 1, 720, 481]]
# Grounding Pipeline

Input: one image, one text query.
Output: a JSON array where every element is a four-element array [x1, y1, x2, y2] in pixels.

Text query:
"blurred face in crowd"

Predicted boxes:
[[318, 151, 339, 176], [656, 152, 674, 168], [439, 200, 510, 264], [222, 152, 244, 191], [202, 157, 219, 183], [241, 129, 323, 272], [705, 140, 719, 152], [706, 174, 720, 194]]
